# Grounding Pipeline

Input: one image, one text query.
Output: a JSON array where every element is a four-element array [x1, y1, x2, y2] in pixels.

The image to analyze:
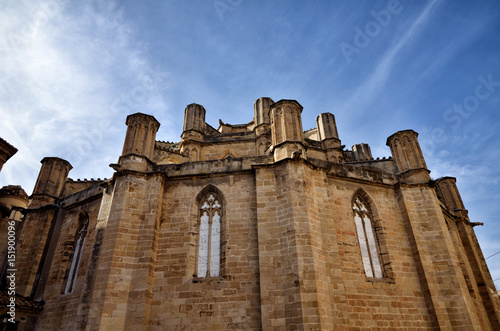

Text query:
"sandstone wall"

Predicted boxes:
[[149, 173, 261, 330], [35, 185, 104, 330]]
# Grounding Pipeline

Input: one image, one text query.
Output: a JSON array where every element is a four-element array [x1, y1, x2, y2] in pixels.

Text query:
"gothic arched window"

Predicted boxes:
[[63, 213, 88, 294], [197, 193, 222, 277], [353, 196, 383, 278]]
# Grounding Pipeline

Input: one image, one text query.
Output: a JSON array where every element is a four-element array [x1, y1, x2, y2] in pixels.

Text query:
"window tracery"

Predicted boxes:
[[353, 196, 383, 278], [197, 193, 221, 277]]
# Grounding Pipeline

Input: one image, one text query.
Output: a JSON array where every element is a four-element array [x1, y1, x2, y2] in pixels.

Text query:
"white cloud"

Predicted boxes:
[[0, 0, 171, 193]]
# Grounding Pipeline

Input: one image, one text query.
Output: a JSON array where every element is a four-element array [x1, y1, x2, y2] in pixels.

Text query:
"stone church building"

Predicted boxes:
[[1, 97, 499, 330]]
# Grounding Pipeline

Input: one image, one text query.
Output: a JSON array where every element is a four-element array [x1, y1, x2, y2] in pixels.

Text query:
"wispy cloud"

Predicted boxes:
[[0, 0, 499, 290], [338, 0, 441, 114], [0, 0, 170, 193]]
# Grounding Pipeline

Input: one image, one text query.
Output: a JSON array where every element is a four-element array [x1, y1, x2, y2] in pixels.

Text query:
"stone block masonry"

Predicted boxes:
[[4, 97, 499, 330]]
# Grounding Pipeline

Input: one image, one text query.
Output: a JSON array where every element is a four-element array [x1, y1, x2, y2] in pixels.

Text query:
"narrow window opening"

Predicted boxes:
[[63, 214, 88, 294], [197, 193, 221, 277], [353, 196, 383, 278]]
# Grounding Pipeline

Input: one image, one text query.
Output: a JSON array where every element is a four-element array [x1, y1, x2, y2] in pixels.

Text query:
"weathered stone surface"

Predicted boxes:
[[4, 97, 499, 330]]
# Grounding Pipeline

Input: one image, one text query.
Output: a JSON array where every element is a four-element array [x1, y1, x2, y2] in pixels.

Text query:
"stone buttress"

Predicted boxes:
[[86, 113, 163, 330], [387, 130, 487, 329], [8, 97, 500, 331]]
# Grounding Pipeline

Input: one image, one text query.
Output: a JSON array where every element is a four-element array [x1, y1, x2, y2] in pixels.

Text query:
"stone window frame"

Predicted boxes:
[[352, 189, 394, 282], [61, 211, 89, 294], [192, 185, 227, 280]]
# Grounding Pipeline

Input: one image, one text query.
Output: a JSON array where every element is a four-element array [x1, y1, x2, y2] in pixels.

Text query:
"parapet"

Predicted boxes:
[[109, 98, 438, 184], [63, 178, 108, 196]]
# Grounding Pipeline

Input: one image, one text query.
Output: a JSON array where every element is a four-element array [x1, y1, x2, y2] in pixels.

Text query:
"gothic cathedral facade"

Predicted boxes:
[[1, 97, 500, 330]]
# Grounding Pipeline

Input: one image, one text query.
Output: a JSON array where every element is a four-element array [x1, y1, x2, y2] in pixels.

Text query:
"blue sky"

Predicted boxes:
[[1, 0, 499, 288]]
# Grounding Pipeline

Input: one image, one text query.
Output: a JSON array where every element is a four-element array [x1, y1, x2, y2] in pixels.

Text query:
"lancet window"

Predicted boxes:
[[63, 214, 88, 294], [352, 196, 383, 278], [197, 193, 222, 277]]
